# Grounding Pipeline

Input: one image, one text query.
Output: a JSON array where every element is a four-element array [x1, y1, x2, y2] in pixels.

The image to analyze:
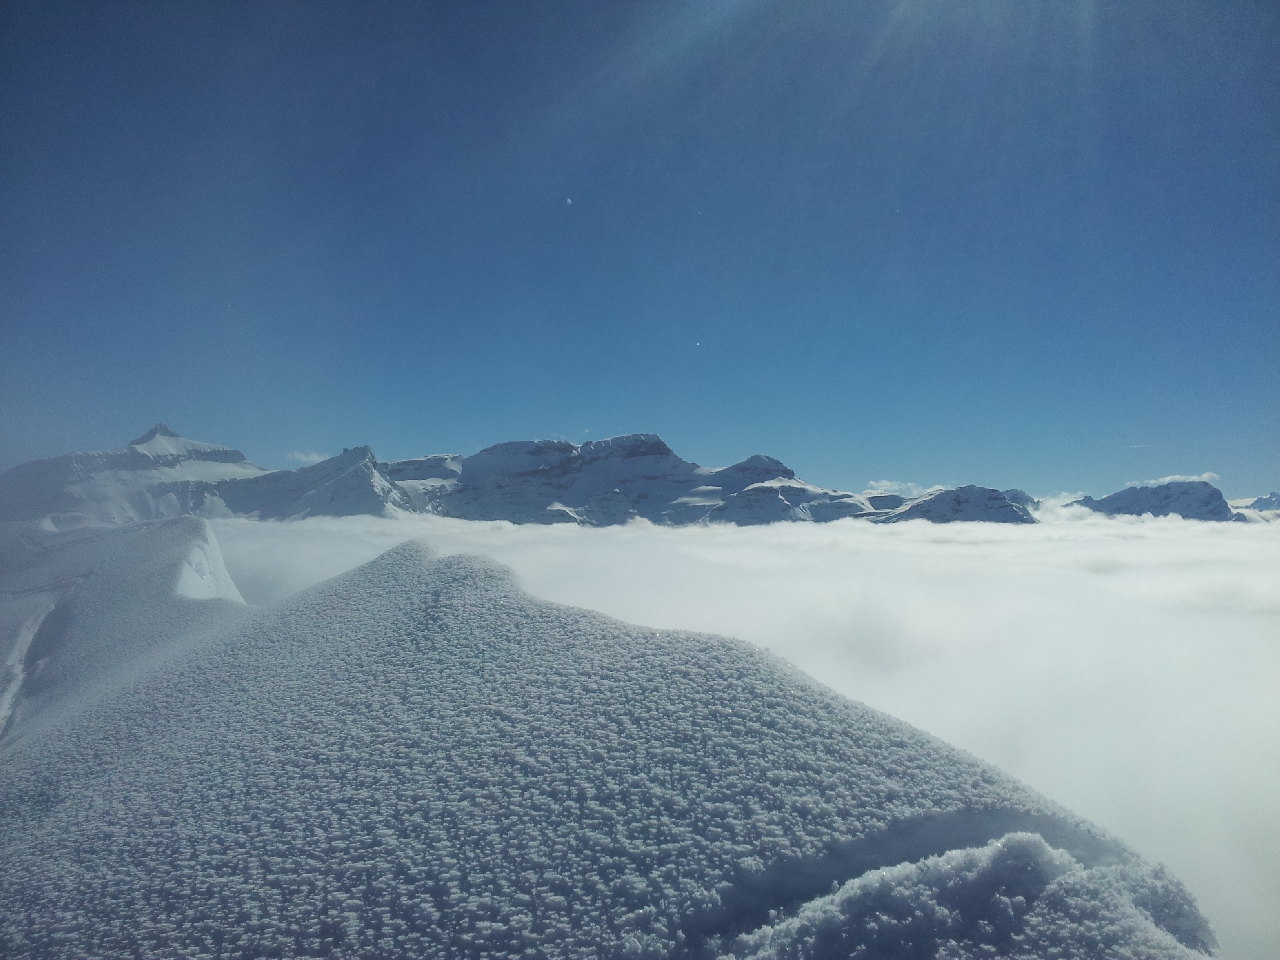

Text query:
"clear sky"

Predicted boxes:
[[1, 1, 1276, 497]]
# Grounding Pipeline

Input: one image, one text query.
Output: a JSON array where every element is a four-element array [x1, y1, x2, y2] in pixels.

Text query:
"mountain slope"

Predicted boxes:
[[212, 446, 410, 519], [881, 485, 1037, 524], [0, 539, 1214, 959]]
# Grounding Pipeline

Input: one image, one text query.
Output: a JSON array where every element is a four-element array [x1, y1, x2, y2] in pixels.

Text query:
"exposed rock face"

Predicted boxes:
[[1071, 481, 1238, 521]]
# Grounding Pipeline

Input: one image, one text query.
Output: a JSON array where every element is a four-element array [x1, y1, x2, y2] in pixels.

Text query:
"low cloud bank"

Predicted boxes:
[[286, 450, 328, 465], [210, 513, 1279, 960], [862, 479, 944, 497], [1130, 471, 1221, 486]]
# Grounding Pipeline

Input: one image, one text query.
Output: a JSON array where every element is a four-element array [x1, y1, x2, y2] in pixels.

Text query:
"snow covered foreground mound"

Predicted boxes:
[[0, 516, 246, 739], [0, 536, 1215, 959]]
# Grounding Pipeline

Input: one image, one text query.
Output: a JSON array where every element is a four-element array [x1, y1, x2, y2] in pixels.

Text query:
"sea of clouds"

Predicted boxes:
[[209, 510, 1279, 960]]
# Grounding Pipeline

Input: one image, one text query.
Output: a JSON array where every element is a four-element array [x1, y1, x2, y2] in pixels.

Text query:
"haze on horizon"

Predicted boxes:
[[1, 1, 1276, 497]]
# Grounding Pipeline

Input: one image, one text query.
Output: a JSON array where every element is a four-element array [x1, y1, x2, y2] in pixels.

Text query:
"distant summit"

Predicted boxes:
[[0, 425, 265, 525], [129, 423, 181, 445], [891, 485, 1036, 524], [1070, 481, 1240, 522], [1249, 492, 1280, 511]]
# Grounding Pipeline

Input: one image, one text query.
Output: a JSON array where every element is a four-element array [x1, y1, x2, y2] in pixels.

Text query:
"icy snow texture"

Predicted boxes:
[[1071, 482, 1238, 522], [732, 833, 1213, 960], [0, 535, 1214, 959]]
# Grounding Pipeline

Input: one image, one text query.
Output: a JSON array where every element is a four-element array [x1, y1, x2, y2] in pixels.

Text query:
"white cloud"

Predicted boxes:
[[1127, 471, 1220, 487], [286, 450, 328, 465], [209, 513, 1280, 960], [862, 480, 944, 498]]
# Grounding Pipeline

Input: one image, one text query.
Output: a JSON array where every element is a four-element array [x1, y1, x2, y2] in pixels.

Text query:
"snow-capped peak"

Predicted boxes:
[[127, 423, 241, 461]]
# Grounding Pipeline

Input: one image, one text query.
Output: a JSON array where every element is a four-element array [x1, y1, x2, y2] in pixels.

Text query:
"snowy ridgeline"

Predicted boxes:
[[0, 425, 1044, 527], [0, 518, 1219, 959], [2, 425, 1261, 529]]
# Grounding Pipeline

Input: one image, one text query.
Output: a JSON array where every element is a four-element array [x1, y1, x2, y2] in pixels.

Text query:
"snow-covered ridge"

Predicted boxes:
[[0, 536, 1218, 958]]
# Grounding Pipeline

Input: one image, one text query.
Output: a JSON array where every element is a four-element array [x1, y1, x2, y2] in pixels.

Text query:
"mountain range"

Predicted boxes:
[[0, 424, 1259, 528]]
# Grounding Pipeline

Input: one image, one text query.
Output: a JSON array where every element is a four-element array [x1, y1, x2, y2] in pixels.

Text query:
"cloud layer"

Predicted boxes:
[[209, 513, 1280, 960], [1130, 472, 1221, 486], [286, 450, 328, 465]]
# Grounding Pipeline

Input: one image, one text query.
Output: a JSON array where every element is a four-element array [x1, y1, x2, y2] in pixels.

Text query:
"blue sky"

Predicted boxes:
[[1, 1, 1276, 497]]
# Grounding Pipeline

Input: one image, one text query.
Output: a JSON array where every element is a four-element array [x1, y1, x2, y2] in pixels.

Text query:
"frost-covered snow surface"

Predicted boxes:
[[1071, 482, 1238, 522], [0, 534, 1215, 959], [0, 515, 246, 739], [0, 428, 1041, 527]]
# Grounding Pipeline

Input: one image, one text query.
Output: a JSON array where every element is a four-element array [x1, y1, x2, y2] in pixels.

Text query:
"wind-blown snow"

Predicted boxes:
[[732, 832, 1211, 960], [174, 537, 245, 603], [0, 516, 248, 741], [207, 512, 1280, 960], [0, 538, 1213, 958]]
